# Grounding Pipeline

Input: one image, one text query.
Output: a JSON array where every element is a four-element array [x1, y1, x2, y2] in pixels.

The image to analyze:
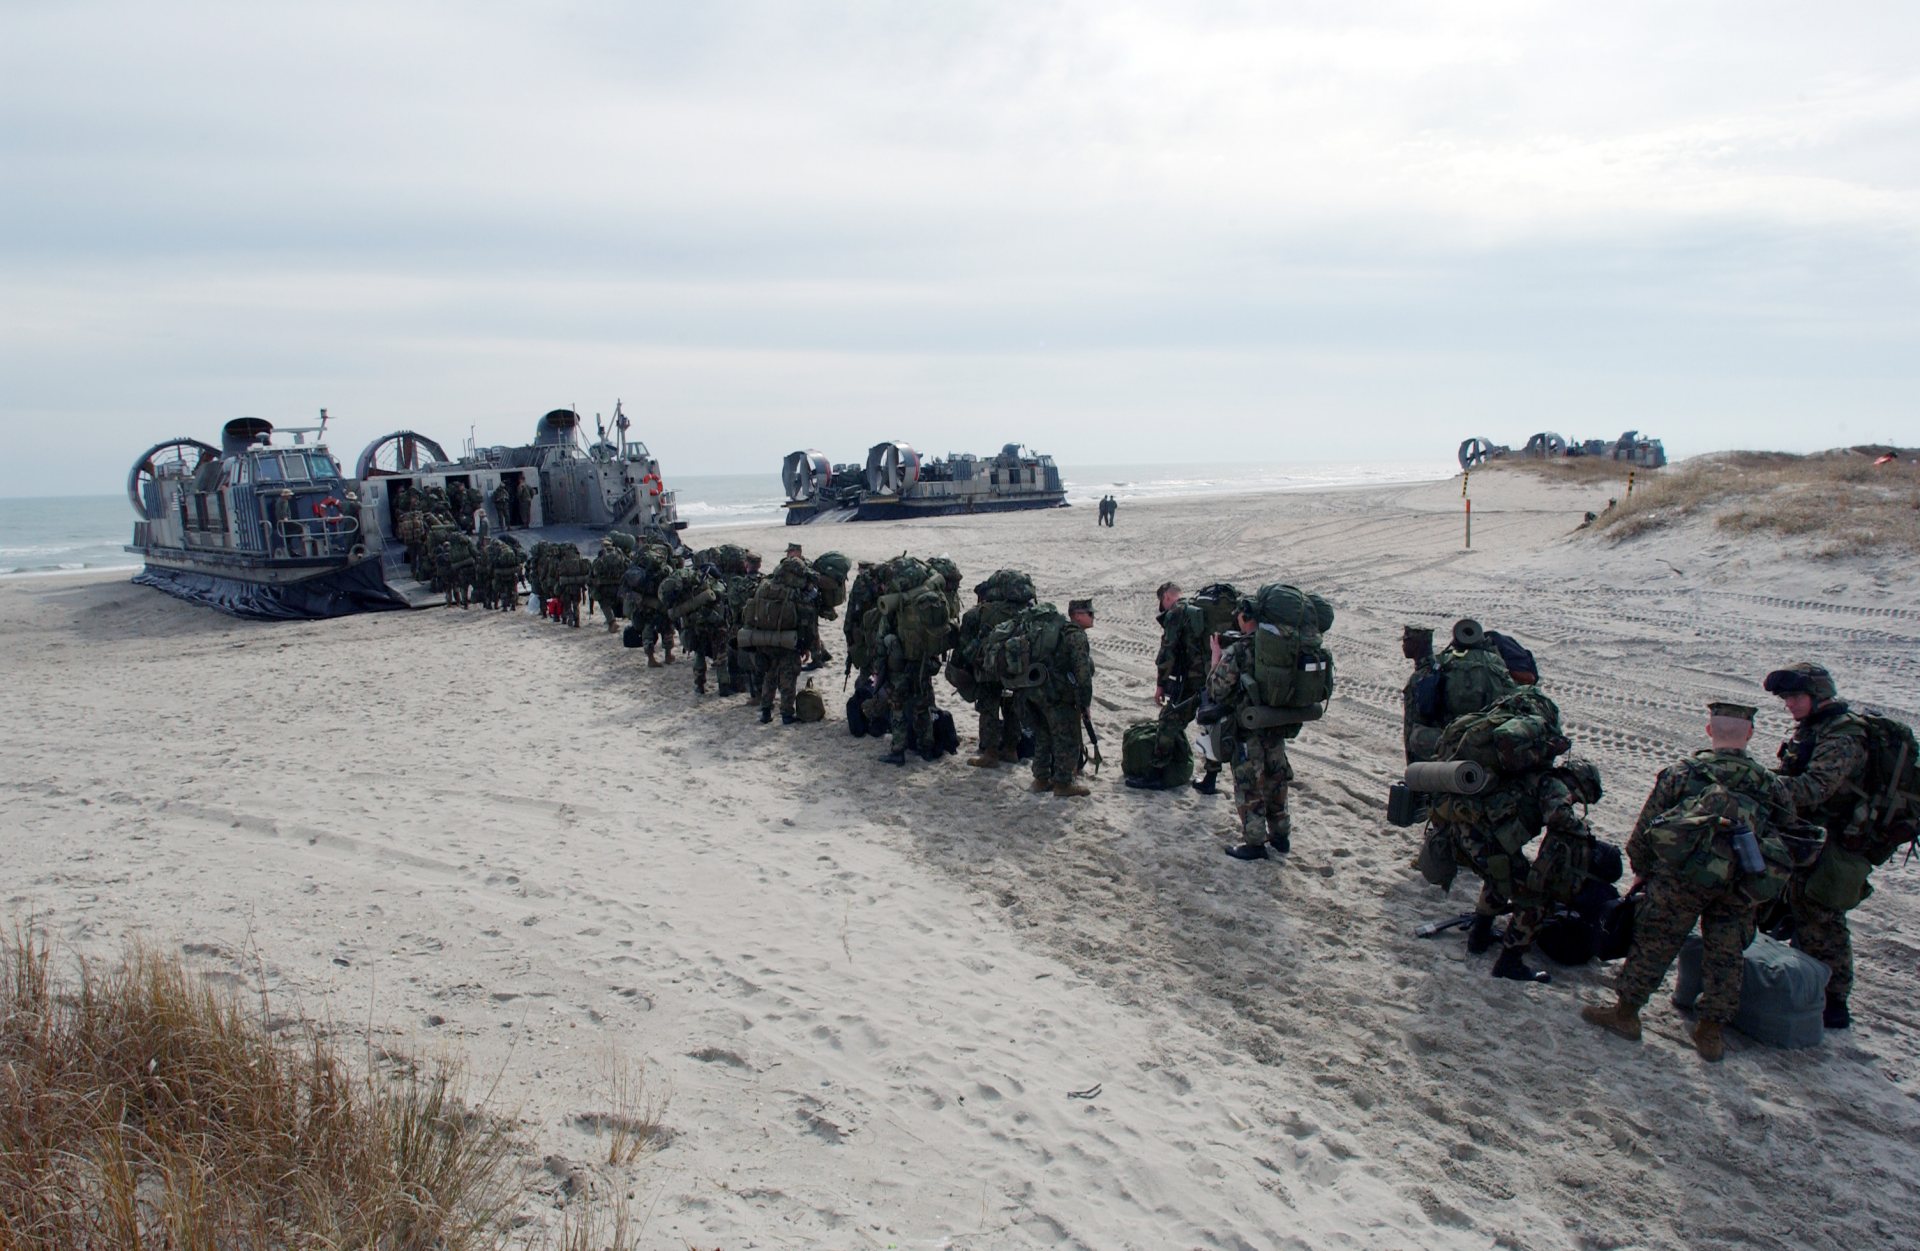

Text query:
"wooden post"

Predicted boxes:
[[1462, 472, 1472, 549], [1627, 469, 1637, 498]]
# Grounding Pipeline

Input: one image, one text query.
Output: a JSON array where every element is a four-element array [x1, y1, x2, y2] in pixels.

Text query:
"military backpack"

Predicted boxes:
[[1437, 687, 1569, 776], [891, 578, 953, 662], [1640, 753, 1805, 899], [1847, 712, 1920, 865], [1121, 719, 1194, 790], [1246, 582, 1336, 715], [976, 568, 1037, 606], [980, 603, 1066, 690], [795, 680, 826, 723]]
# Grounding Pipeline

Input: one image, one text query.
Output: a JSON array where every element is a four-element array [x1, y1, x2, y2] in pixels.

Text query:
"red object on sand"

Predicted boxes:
[[1875, 453, 1896, 465], [547, 597, 562, 618]]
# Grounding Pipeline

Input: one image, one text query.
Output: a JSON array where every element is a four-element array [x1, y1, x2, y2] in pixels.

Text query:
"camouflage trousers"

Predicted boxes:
[[446, 564, 475, 606], [1019, 691, 1083, 786], [594, 584, 623, 630], [1229, 728, 1292, 843], [976, 684, 1022, 756], [1504, 828, 1594, 951], [759, 649, 800, 716], [689, 626, 731, 692], [493, 572, 519, 611], [1786, 876, 1856, 1004], [640, 610, 674, 657], [1614, 874, 1756, 1023], [889, 660, 936, 753], [557, 584, 584, 626]]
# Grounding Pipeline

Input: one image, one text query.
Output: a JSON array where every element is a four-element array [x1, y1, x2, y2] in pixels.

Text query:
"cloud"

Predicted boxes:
[[2, 1, 1917, 494]]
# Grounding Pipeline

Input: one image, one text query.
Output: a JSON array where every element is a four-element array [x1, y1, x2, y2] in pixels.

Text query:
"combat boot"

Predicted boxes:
[[967, 752, 1001, 768], [1466, 914, 1496, 954], [879, 749, 907, 765], [1490, 947, 1551, 984], [1029, 776, 1052, 793], [1580, 998, 1643, 1042], [1224, 842, 1269, 861], [999, 745, 1020, 764], [647, 652, 662, 669], [1824, 995, 1851, 1030], [781, 712, 797, 726], [1692, 1019, 1726, 1062], [1053, 780, 1091, 798], [1192, 771, 1219, 795], [663, 646, 675, 664], [1266, 827, 1291, 855], [759, 707, 773, 724]]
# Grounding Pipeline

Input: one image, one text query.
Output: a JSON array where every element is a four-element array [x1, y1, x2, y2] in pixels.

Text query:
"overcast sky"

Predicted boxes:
[[2, 1, 1915, 496]]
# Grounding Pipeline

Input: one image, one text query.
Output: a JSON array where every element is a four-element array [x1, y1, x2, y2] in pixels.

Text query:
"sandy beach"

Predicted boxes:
[[4, 469, 1918, 1250]]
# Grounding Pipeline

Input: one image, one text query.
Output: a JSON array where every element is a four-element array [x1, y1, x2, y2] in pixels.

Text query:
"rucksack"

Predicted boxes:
[[979, 603, 1065, 689], [1190, 583, 1241, 636], [1485, 630, 1540, 685], [1122, 720, 1194, 790], [1850, 712, 1920, 865], [743, 579, 802, 632], [1425, 645, 1518, 723], [795, 681, 826, 723], [977, 568, 1036, 605], [892, 579, 953, 662], [1247, 583, 1335, 714], [1437, 688, 1569, 775], [1641, 762, 1788, 891]]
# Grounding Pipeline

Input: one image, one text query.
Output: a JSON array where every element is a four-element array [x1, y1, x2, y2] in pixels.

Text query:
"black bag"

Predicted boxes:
[[621, 622, 643, 648], [845, 694, 868, 737], [1485, 630, 1539, 683], [1413, 670, 1446, 722], [1017, 728, 1036, 760], [1534, 879, 1621, 966], [1596, 885, 1642, 961], [931, 708, 959, 756]]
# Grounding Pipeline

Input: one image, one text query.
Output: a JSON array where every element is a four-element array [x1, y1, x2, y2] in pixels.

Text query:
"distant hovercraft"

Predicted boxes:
[[781, 442, 1067, 525]]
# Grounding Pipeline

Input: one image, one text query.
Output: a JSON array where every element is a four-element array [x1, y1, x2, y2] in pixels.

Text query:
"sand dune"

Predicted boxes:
[[4, 469, 1917, 1249]]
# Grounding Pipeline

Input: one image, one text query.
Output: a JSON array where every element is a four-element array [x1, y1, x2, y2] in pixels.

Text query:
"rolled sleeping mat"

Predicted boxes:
[[668, 586, 716, 620], [1452, 618, 1485, 648], [736, 627, 799, 651], [1405, 759, 1490, 795], [1236, 703, 1327, 730]]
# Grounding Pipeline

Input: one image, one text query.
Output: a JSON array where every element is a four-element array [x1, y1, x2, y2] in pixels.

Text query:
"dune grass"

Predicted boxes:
[[0, 927, 656, 1250], [1585, 451, 1920, 557]]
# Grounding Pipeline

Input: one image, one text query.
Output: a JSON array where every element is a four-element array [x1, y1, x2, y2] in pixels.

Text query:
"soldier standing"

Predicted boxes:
[[752, 554, 818, 724], [555, 544, 590, 627], [590, 539, 630, 632], [491, 481, 511, 530], [1018, 599, 1094, 798], [1583, 702, 1797, 1061], [1765, 662, 1874, 1029], [516, 478, 536, 526], [1207, 600, 1293, 859], [1400, 625, 1438, 763], [958, 571, 1033, 768], [1154, 581, 1223, 794]]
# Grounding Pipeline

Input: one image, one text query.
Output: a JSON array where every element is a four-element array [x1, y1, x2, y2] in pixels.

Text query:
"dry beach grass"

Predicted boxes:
[[0, 929, 656, 1250]]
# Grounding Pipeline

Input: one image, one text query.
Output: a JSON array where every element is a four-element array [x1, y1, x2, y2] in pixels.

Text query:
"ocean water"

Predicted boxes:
[[0, 459, 1452, 577]]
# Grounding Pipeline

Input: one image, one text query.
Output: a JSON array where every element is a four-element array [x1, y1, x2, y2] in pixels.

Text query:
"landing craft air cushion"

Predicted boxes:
[[782, 441, 1068, 524]]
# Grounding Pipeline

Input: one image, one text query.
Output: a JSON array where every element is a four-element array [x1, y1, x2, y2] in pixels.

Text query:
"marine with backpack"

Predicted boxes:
[[1764, 661, 1917, 1030], [1206, 584, 1335, 860], [1583, 700, 1817, 1061], [953, 569, 1036, 768], [1154, 581, 1235, 794], [1405, 619, 1524, 762], [981, 597, 1096, 796]]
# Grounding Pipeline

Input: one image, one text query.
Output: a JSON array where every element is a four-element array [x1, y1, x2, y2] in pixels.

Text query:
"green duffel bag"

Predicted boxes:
[[1803, 843, 1874, 912], [1121, 720, 1193, 790]]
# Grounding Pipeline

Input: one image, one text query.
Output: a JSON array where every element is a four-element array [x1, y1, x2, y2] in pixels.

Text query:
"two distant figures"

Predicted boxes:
[[1096, 495, 1119, 527]]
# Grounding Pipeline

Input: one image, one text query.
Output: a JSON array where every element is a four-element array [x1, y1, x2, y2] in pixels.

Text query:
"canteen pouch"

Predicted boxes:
[[1803, 844, 1874, 912]]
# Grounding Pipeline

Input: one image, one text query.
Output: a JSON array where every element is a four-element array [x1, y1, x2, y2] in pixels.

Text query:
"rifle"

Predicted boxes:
[[1413, 911, 1477, 939], [1081, 709, 1102, 775]]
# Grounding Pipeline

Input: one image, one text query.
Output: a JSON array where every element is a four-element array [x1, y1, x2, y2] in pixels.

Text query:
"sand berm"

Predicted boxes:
[[4, 468, 1917, 1250]]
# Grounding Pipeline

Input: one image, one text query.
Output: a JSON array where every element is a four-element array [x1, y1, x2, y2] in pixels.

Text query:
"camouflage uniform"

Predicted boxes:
[[1614, 748, 1795, 1023], [676, 571, 733, 694], [489, 540, 522, 611], [554, 547, 590, 627], [1157, 596, 1222, 788], [444, 533, 477, 607], [1206, 635, 1292, 850], [1774, 691, 1872, 1010], [754, 557, 818, 721], [958, 598, 1022, 763], [590, 544, 630, 632], [491, 483, 511, 530], [1020, 608, 1093, 789], [724, 564, 764, 698]]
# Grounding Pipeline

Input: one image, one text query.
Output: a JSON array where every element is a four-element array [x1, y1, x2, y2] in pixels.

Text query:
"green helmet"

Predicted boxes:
[[1558, 755, 1603, 805]]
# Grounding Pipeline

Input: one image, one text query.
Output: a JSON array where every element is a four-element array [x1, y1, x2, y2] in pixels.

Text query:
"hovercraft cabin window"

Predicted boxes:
[[254, 455, 284, 484]]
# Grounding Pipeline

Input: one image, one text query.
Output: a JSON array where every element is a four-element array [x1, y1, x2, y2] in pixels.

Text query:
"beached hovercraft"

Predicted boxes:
[[351, 403, 686, 579], [781, 441, 1067, 525], [126, 413, 408, 619]]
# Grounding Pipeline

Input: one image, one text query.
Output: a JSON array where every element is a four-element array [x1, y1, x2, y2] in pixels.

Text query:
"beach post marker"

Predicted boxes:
[[1627, 469, 1636, 498], [1462, 472, 1472, 549]]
